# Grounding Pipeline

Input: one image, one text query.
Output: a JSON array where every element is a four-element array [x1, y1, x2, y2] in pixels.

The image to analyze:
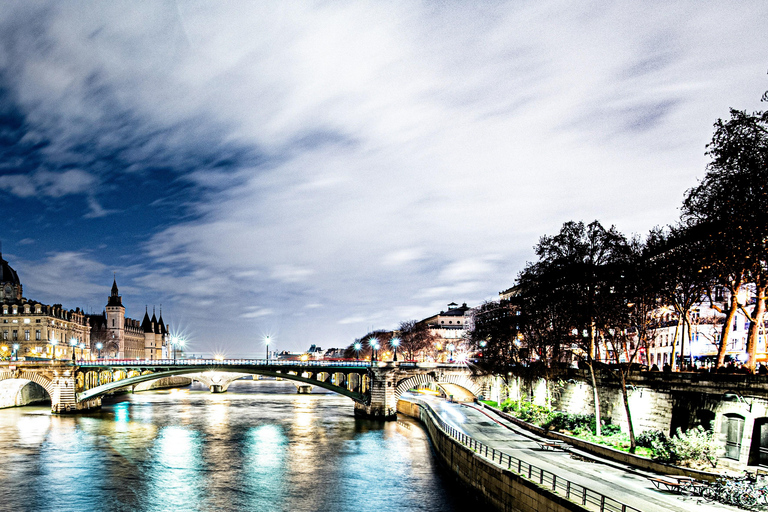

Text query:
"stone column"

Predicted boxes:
[[353, 366, 397, 420]]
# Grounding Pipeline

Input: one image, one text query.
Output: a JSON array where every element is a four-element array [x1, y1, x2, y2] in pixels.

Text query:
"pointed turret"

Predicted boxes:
[[107, 276, 123, 307], [141, 306, 153, 333], [151, 307, 160, 334], [158, 307, 168, 335]]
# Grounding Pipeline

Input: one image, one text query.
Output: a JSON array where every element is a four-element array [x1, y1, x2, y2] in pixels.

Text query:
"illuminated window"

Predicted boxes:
[[35, 330, 40, 341]]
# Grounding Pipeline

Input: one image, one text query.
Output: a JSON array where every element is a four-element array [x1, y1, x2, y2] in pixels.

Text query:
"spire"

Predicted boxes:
[[151, 306, 160, 334], [107, 275, 123, 307], [158, 305, 168, 335], [141, 306, 153, 333]]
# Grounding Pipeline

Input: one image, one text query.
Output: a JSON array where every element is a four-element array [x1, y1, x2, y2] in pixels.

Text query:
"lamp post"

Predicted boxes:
[[265, 336, 270, 363], [50, 337, 58, 360], [371, 339, 379, 361], [79, 343, 85, 361], [354, 342, 362, 360], [391, 337, 400, 362], [479, 340, 487, 362], [447, 343, 455, 362], [96, 342, 103, 359], [70, 338, 77, 362], [12, 343, 19, 361]]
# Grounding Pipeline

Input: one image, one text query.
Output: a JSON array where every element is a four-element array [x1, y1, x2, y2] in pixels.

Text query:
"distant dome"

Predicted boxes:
[[0, 253, 20, 285]]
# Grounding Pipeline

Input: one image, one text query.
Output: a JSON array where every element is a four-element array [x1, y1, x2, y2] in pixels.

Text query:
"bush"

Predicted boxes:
[[670, 426, 718, 468], [636, 427, 718, 467], [543, 412, 595, 434], [636, 429, 674, 462]]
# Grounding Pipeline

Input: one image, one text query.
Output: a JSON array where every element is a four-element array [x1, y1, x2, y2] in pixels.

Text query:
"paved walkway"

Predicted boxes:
[[409, 394, 741, 512]]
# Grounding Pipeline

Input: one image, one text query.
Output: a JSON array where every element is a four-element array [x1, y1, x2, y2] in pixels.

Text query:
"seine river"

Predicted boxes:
[[0, 380, 475, 512]]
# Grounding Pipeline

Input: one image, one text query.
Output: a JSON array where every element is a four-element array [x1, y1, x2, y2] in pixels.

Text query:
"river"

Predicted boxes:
[[0, 379, 476, 512]]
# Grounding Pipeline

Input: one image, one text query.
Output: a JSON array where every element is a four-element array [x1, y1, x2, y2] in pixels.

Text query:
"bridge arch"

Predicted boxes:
[[77, 367, 368, 404], [395, 372, 480, 400], [0, 369, 56, 398]]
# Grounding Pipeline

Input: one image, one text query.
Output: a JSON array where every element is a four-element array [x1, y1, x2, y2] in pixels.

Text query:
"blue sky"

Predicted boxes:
[[0, 1, 766, 356]]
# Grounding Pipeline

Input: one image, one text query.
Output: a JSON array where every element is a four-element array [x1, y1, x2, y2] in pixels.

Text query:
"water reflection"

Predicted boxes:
[[0, 380, 475, 512]]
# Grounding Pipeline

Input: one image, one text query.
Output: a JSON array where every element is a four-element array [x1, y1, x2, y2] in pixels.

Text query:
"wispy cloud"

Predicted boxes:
[[0, 1, 766, 353]]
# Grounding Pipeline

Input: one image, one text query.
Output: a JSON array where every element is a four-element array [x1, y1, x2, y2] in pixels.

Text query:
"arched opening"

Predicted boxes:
[[0, 379, 51, 408], [722, 413, 745, 460], [749, 417, 768, 467]]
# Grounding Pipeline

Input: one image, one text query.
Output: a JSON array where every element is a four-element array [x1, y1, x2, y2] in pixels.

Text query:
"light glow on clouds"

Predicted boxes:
[[0, 1, 766, 354]]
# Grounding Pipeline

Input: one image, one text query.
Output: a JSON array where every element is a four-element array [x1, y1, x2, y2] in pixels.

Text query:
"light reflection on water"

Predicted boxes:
[[0, 380, 476, 512]]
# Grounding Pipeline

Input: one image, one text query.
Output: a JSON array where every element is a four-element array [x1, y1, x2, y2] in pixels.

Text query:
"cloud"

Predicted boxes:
[[1, 1, 767, 354]]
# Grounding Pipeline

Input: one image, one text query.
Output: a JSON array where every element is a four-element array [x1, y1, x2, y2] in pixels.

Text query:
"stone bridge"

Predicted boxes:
[[0, 359, 484, 420]]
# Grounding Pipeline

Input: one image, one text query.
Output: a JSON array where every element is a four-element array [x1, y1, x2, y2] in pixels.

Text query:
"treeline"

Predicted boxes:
[[468, 109, 767, 445]]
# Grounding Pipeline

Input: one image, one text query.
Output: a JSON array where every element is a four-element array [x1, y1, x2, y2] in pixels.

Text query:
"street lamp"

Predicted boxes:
[[391, 337, 400, 362], [370, 339, 379, 361], [79, 343, 85, 361], [70, 338, 77, 362], [171, 336, 185, 363], [479, 340, 487, 361], [95, 342, 103, 359], [353, 342, 362, 360], [50, 337, 58, 360], [265, 335, 270, 363], [12, 343, 19, 361], [447, 343, 455, 362]]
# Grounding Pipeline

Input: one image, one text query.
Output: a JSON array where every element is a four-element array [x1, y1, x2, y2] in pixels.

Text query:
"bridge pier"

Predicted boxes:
[[51, 374, 102, 414], [354, 367, 397, 421], [296, 385, 313, 394]]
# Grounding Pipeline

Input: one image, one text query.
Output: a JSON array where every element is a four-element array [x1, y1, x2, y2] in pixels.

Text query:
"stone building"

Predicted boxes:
[[418, 302, 471, 360], [89, 279, 168, 360], [0, 251, 91, 360]]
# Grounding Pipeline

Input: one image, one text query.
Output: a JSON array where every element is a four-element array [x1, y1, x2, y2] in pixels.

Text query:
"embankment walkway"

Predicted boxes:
[[404, 394, 739, 512]]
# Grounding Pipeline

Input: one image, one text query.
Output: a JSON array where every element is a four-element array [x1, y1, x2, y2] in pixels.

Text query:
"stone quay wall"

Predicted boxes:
[[398, 398, 589, 512], [504, 369, 768, 470]]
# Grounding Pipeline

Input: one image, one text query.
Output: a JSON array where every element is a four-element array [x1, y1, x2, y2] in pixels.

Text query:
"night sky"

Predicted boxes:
[[0, 1, 766, 356]]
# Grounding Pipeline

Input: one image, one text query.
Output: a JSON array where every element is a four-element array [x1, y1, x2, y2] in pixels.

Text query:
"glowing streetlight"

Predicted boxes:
[[353, 342, 362, 360], [50, 337, 58, 360], [70, 337, 77, 362], [171, 336, 185, 363], [12, 343, 19, 361], [391, 337, 400, 362], [95, 342, 103, 359], [265, 335, 271, 363], [79, 342, 85, 361], [447, 343, 455, 362], [370, 339, 380, 362]]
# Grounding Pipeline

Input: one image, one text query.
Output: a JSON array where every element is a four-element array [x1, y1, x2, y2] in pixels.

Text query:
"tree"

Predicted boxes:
[[467, 300, 521, 375], [682, 109, 768, 372], [516, 220, 632, 434], [397, 321, 435, 361], [644, 226, 713, 371]]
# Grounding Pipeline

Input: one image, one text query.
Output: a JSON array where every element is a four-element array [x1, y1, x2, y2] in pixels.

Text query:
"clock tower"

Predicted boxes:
[[105, 277, 126, 355]]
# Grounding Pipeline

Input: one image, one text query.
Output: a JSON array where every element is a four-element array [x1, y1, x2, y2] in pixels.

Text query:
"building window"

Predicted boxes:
[[24, 330, 29, 341], [112, 319, 115, 327], [12, 330, 17, 340], [35, 330, 41, 341], [2, 331, 6, 340]]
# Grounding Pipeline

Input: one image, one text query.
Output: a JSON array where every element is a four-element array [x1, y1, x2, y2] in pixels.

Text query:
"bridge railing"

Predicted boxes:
[[419, 403, 641, 512], [75, 359, 374, 368]]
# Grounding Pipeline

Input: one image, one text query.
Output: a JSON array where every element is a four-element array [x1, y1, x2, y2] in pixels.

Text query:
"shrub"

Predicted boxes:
[[636, 429, 674, 462], [670, 426, 718, 468], [543, 412, 595, 434], [636, 427, 718, 467]]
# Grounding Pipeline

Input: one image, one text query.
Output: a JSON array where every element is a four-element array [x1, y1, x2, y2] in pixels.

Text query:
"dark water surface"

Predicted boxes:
[[0, 380, 475, 512]]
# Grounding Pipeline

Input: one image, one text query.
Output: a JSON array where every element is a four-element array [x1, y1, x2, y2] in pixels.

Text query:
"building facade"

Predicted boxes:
[[89, 280, 168, 360], [0, 252, 91, 360]]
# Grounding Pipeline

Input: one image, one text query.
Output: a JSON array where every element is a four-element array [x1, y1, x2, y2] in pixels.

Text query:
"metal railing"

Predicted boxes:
[[419, 404, 642, 512], [75, 359, 373, 368]]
